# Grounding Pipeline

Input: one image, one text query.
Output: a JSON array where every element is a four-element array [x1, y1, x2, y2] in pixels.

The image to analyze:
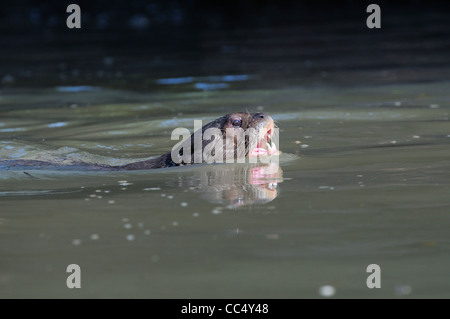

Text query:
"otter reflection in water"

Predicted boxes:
[[0, 112, 283, 206], [175, 162, 283, 207], [0, 112, 279, 171]]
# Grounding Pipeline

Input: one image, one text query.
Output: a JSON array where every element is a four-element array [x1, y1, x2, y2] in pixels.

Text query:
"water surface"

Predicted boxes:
[[1, 80, 449, 298], [1, 11, 450, 297]]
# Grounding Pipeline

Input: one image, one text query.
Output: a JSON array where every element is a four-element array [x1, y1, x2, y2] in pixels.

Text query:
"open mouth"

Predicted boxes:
[[249, 127, 278, 157]]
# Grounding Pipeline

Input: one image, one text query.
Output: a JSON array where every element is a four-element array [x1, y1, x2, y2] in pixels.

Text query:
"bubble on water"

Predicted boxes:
[[121, 183, 133, 186], [90, 234, 100, 240], [104, 190, 110, 193], [126, 234, 135, 241], [390, 140, 397, 144], [395, 284, 412, 296], [144, 187, 161, 191], [124, 223, 132, 229], [108, 200, 115, 204], [212, 208, 222, 215], [144, 230, 151, 235], [72, 239, 82, 246], [394, 101, 402, 106], [90, 194, 96, 198], [167, 195, 174, 199], [193, 213, 199, 217], [161, 194, 166, 197], [172, 221, 179, 226], [121, 188, 127, 190], [96, 190, 102, 193], [84, 198, 90, 201], [429, 104, 440, 109], [300, 144, 309, 148], [180, 202, 188, 207], [319, 285, 335, 297], [412, 135, 420, 139], [357, 175, 363, 178], [138, 222, 144, 228], [294, 140, 301, 144], [97, 196, 103, 199], [319, 186, 329, 189]]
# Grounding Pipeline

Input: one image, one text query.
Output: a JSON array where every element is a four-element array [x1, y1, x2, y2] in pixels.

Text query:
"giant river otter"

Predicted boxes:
[[0, 112, 278, 171]]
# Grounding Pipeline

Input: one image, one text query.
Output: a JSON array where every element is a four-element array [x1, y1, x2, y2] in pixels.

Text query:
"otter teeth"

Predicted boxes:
[[266, 134, 272, 147], [266, 141, 277, 154]]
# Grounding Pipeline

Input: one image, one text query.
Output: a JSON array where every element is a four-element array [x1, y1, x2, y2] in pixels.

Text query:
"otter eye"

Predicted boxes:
[[232, 119, 242, 127]]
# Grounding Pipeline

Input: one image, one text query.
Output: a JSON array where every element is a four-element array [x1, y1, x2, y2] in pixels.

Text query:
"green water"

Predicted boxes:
[[2, 9, 450, 297], [1, 81, 449, 298]]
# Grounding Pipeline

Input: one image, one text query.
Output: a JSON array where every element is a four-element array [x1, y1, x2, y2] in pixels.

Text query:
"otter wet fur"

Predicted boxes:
[[0, 112, 278, 171]]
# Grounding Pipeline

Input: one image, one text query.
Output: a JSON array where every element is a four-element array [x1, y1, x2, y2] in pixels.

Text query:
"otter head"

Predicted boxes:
[[172, 112, 278, 165], [219, 112, 278, 160]]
